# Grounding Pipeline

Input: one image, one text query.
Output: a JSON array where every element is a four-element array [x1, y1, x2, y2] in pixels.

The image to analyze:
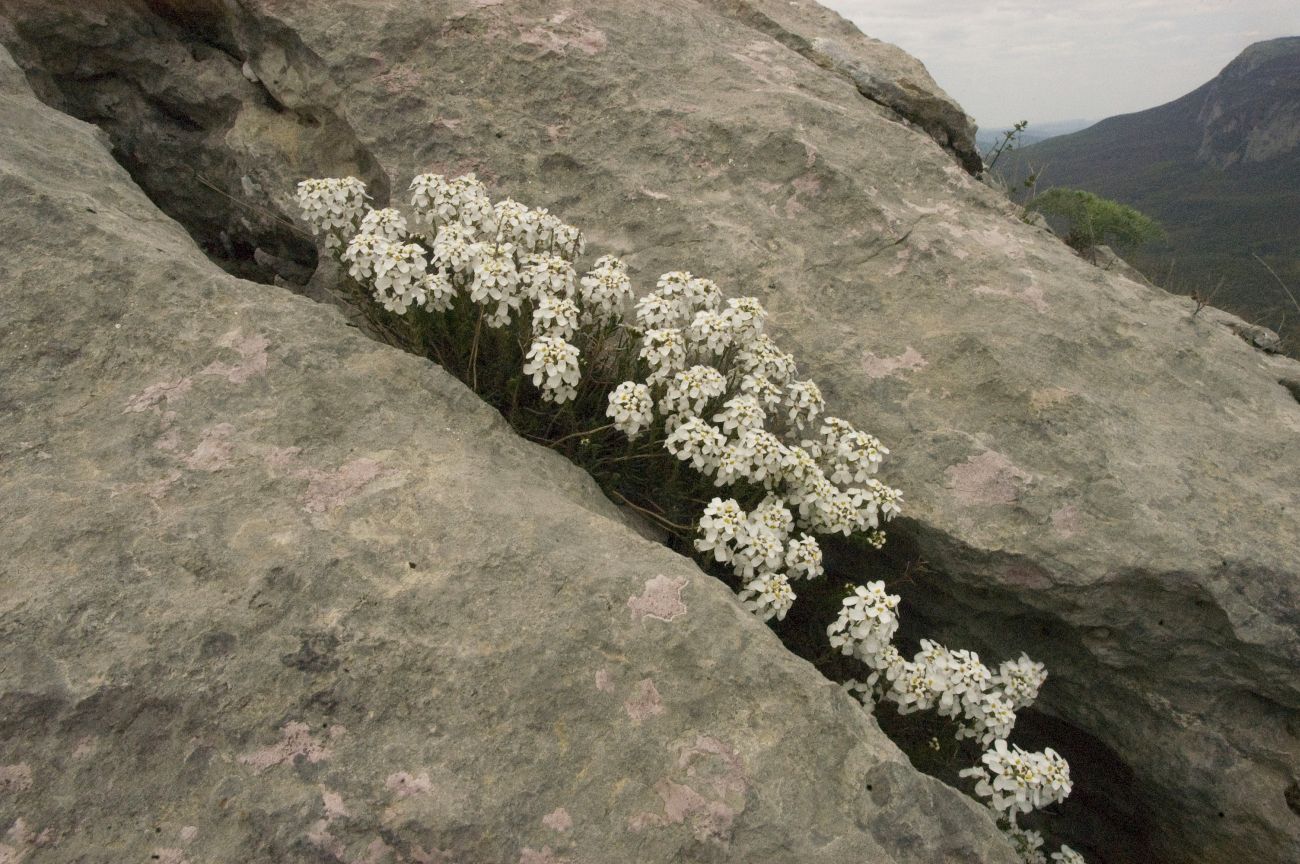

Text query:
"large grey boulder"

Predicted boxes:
[[2, 2, 1299, 861], [0, 44, 1017, 864]]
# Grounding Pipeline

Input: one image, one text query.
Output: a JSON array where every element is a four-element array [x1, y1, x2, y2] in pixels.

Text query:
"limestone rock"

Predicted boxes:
[[0, 44, 1017, 864], [3, 2, 1300, 862]]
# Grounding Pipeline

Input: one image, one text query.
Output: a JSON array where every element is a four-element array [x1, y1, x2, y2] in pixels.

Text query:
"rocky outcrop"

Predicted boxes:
[[2, 2, 1299, 862], [0, 43, 1018, 864]]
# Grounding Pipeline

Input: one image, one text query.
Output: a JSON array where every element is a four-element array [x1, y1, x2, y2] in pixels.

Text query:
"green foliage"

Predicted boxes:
[[1028, 187, 1164, 253]]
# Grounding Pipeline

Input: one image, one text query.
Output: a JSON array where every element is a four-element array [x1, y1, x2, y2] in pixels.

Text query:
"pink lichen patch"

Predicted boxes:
[[374, 65, 424, 96], [71, 737, 99, 760], [516, 10, 607, 56], [677, 736, 746, 799], [238, 721, 333, 773], [182, 424, 236, 472], [298, 458, 398, 514], [627, 574, 688, 623], [0, 765, 32, 794], [124, 377, 193, 413], [263, 446, 302, 471], [594, 669, 615, 693], [1050, 504, 1082, 538], [628, 780, 736, 846], [623, 679, 665, 724], [862, 347, 928, 380], [542, 807, 572, 832], [357, 838, 393, 864], [944, 450, 1033, 507], [791, 173, 822, 197], [5, 819, 52, 849], [519, 847, 571, 864], [201, 330, 269, 384], [973, 279, 1048, 314], [385, 772, 433, 799], [306, 820, 346, 860], [321, 788, 349, 820], [179, 826, 198, 844]]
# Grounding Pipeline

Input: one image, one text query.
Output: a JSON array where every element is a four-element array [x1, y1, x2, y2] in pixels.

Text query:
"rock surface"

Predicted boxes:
[[0, 44, 1018, 864], [2, 2, 1300, 862]]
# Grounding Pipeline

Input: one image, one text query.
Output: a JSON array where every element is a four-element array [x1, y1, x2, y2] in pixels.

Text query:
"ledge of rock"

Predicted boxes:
[[2, 2, 1299, 862], [0, 44, 1015, 864]]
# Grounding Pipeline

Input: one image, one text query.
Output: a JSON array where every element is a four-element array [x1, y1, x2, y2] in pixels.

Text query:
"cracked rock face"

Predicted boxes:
[[2, 1, 1299, 862], [0, 43, 1017, 864]]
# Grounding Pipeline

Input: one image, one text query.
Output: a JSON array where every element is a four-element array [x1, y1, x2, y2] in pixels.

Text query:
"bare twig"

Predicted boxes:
[[609, 488, 693, 533], [193, 170, 312, 238], [1253, 253, 1300, 313]]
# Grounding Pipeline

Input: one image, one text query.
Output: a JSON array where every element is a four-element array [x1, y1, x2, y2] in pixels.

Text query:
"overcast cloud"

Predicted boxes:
[[822, 1, 1300, 128]]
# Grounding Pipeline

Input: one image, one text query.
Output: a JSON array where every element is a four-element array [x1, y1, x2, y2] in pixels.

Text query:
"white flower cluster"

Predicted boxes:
[[296, 177, 370, 249], [298, 172, 1081, 863], [960, 740, 1072, 820], [298, 174, 603, 404]]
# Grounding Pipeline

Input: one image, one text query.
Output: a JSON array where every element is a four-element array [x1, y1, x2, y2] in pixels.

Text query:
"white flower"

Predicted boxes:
[[824, 428, 889, 484], [549, 220, 585, 259], [578, 259, 633, 323], [889, 660, 944, 715], [738, 572, 795, 621], [712, 394, 765, 435], [418, 270, 457, 312], [827, 581, 900, 661], [695, 497, 746, 563], [723, 296, 768, 341], [342, 232, 389, 282], [635, 291, 686, 331], [518, 253, 577, 302], [469, 242, 522, 327], [358, 207, 408, 242], [735, 334, 795, 385], [737, 372, 785, 412], [639, 328, 687, 383], [685, 276, 722, 312], [431, 221, 480, 274], [1006, 826, 1047, 864], [533, 292, 581, 340], [749, 497, 795, 544], [957, 690, 1017, 748], [784, 378, 824, 429], [779, 444, 821, 488], [663, 416, 726, 473], [522, 336, 581, 403], [687, 309, 735, 356], [784, 534, 823, 580], [967, 740, 1070, 819], [1050, 846, 1086, 864], [410, 172, 493, 231], [606, 381, 655, 439], [493, 198, 541, 249], [660, 365, 727, 416], [993, 654, 1048, 710], [732, 427, 790, 487], [371, 242, 430, 315], [296, 177, 370, 248]]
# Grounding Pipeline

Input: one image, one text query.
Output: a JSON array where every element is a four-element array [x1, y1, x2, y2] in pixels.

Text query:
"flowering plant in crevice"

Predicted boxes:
[[295, 174, 1084, 863]]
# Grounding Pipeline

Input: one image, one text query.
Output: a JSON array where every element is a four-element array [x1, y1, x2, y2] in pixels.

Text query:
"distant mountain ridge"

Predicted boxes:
[[1003, 37, 1300, 350]]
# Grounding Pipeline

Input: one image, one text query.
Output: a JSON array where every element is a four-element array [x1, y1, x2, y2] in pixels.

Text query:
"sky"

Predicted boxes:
[[822, 1, 1300, 129]]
